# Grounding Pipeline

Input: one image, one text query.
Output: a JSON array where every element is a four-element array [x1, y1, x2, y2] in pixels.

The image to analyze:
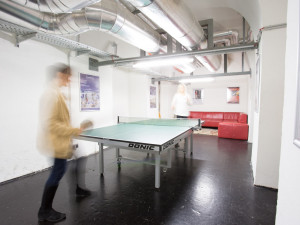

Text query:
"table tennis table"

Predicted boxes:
[[76, 117, 201, 189]]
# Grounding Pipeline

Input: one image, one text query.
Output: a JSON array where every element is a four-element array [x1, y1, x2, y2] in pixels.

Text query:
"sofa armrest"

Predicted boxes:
[[238, 113, 248, 124]]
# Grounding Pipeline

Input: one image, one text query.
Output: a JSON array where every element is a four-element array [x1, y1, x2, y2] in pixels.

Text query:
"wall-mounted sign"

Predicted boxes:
[[80, 73, 100, 111], [150, 86, 157, 108], [227, 87, 240, 104], [193, 89, 204, 104]]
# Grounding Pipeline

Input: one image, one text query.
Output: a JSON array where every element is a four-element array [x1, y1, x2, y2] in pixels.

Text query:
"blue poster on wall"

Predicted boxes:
[[80, 73, 100, 111]]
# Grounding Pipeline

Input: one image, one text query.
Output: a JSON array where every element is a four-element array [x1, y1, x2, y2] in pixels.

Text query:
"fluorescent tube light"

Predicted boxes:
[[195, 55, 217, 72], [176, 63, 196, 73], [179, 77, 215, 83], [133, 57, 194, 68]]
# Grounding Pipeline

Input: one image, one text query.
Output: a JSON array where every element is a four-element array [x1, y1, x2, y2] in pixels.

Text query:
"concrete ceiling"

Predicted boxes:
[[184, 0, 260, 38], [195, 7, 247, 33]]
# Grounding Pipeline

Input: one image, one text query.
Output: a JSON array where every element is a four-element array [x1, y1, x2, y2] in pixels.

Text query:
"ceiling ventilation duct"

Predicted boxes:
[[7, 0, 102, 13], [125, 0, 221, 72], [214, 30, 239, 46], [0, 0, 161, 52], [214, 39, 231, 47]]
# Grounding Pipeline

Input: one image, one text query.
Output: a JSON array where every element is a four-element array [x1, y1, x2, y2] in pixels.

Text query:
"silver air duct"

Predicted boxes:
[[125, 0, 204, 49], [214, 39, 231, 47], [214, 30, 239, 45], [0, 0, 161, 52], [125, 0, 221, 72], [7, 0, 102, 13]]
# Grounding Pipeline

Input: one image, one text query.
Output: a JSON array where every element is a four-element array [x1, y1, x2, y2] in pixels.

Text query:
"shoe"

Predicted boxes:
[[76, 186, 91, 197], [38, 208, 66, 222]]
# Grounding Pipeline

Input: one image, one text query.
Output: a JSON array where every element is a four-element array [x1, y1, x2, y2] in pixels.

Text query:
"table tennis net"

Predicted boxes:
[[118, 116, 201, 127]]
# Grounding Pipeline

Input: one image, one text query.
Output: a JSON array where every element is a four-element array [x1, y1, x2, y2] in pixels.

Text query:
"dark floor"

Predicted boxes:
[[0, 135, 277, 225]]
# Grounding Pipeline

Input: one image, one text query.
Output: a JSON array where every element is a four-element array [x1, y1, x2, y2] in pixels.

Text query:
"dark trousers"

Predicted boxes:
[[39, 158, 67, 213], [67, 157, 88, 192], [46, 158, 67, 187]]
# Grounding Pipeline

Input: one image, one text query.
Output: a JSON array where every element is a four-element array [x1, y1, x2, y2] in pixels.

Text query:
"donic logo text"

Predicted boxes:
[[128, 143, 155, 150], [163, 139, 174, 149]]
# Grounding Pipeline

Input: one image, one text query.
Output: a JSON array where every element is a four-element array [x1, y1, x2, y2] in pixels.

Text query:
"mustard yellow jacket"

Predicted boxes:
[[37, 85, 81, 159]]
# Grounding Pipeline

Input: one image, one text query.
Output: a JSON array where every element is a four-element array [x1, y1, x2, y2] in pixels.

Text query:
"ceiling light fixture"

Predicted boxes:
[[175, 63, 196, 74], [132, 57, 194, 68], [179, 77, 215, 83], [195, 56, 217, 72]]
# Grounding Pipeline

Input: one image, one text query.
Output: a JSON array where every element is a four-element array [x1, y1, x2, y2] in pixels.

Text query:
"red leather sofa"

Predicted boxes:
[[189, 111, 249, 140]]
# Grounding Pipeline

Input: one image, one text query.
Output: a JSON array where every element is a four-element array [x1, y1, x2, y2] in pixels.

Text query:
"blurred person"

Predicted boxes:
[[68, 120, 93, 198], [171, 83, 192, 119], [171, 83, 192, 147], [37, 63, 92, 222]]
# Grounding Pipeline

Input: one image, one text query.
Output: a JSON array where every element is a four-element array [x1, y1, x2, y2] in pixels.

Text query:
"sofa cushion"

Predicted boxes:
[[189, 111, 248, 129], [223, 112, 240, 122], [189, 111, 203, 119], [201, 112, 224, 120]]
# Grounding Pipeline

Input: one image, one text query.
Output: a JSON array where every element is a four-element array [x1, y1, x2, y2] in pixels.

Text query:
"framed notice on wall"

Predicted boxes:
[[227, 87, 240, 104], [193, 89, 203, 104], [150, 86, 157, 108], [80, 73, 100, 111]]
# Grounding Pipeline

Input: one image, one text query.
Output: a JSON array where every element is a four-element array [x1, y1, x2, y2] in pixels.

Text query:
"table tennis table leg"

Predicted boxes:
[[184, 137, 188, 156], [155, 153, 161, 189], [167, 149, 172, 168], [116, 148, 121, 168], [98, 143, 104, 176]]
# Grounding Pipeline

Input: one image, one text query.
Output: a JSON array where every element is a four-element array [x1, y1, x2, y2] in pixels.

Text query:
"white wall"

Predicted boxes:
[[159, 76, 248, 120], [250, 0, 287, 189], [0, 34, 121, 182], [276, 0, 300, 224], [159, 53, 250, 124], [0, 36, 68, 182], [188, 76, 248, 113], [0, 30, 159, 182], [69, 56, 116, 158], [128, 73, 159, 118], [190, 0, 286, 189], [246, 50, 257, 145], [79, 30, 159, 119]]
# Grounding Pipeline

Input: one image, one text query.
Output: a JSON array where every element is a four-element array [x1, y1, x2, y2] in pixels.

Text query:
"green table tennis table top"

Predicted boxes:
[[80, 118, 199, 146]]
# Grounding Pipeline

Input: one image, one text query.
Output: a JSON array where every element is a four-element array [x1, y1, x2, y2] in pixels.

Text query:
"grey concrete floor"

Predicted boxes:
[[0, 134, 277, 225]]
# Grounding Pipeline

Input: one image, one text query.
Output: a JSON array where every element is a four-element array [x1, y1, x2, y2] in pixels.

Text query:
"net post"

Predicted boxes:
[[117, 116, 120, 124]]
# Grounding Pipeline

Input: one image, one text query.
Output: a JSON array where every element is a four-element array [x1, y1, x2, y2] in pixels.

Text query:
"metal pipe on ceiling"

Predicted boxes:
[[152, 71, 251, 82], [0, 0, 161, 52], [214, 30, 239, 45], [97, 42, 257, 67], [7, 0, 102, 13], [124, 0, 221, 72], [125, 0, 205, 49], [261, 23, 287, 31], [214, 39, 231, 46]]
